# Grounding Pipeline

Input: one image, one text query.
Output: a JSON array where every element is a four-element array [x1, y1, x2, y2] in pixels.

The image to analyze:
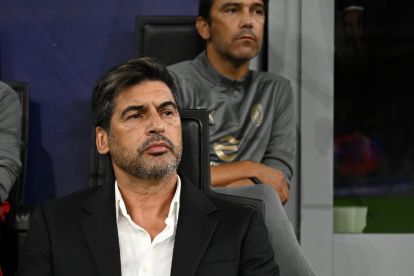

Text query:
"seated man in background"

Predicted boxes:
[[169, 0, 293, 204], [169, 0, 316, 275], [17, 56, 278, 276]]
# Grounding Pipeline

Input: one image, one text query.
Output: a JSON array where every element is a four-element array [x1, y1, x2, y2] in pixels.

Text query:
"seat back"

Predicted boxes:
[[135, 16, 204, 66]]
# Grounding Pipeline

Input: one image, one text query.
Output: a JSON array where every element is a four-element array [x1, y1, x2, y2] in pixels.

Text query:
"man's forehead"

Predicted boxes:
[[115, 81, 175, 105]]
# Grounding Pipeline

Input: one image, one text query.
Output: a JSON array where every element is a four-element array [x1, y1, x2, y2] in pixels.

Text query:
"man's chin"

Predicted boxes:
[[140, 160, 179, 180], [228, 49, 260, 63], [143, 154, 181, 172]]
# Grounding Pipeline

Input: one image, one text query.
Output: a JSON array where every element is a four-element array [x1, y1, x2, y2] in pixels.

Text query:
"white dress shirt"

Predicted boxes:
[[115, 176, 181, 276]]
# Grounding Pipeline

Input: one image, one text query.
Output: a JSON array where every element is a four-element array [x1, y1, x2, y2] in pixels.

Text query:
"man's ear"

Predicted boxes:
[[196, 16, 211, 40], [95, 127, 110, 154]]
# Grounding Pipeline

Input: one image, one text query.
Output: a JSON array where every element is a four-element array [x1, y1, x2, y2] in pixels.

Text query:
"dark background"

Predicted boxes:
[[334, 0, 414, 232], [0, 0, 199, 204]]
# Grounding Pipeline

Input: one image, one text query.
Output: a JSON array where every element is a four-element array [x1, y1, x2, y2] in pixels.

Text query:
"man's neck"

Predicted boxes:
[[115, 170, 178, 239], [206, 47, 250, 81]]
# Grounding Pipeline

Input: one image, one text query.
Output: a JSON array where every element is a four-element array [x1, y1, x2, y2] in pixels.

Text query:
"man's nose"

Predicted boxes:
[[146, 114, 165, 134], [240, 9, 254, 28]]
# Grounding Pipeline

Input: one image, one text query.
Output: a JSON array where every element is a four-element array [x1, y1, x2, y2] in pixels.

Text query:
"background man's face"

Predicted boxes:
[[107, 80, 182, 180], [207, 0, 265, 63]]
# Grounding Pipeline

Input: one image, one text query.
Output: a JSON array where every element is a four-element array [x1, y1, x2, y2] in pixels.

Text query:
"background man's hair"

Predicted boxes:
[[91, 56, 179, 131], [198, 0, 214, 24], [198, 0, 266, 24]]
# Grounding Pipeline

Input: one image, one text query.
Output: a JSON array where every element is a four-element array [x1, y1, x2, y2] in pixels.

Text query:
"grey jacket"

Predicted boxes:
[[0, 81, 22, 202]]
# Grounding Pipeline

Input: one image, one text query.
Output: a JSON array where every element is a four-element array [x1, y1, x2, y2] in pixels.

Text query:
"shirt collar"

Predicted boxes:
[[194, 51, 252, 88], [114, 175, 182, 226]]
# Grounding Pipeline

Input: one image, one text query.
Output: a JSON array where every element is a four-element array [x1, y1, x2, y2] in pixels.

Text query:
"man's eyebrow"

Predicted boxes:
[[119, 100, 178, 118], [120, 105, 145, 118], [251, 2, 265, 9], [220, 2, 241, 8], [158, 100, 178, 111], [220, 2, 264, 10]]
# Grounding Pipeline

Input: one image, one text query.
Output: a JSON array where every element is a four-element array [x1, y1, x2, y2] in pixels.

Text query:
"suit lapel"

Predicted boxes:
[[170, 177, 218, 276], [80, 183, 122, 276]]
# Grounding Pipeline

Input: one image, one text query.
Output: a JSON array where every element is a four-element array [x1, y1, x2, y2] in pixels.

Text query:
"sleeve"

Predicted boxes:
[[239, 209, 279, 276], [0, 84, 22, 202], [262, 80, 296, 183], [17, 205, 53, 276]]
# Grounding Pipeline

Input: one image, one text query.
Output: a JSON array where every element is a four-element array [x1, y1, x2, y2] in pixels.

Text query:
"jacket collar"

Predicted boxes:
[[171, 174, 218, 276], [80, 173, 218, 276], [80, 182, 122, 276]]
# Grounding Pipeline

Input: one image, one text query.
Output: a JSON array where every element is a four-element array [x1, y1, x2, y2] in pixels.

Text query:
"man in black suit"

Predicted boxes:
[[17, 57, 278, 276]]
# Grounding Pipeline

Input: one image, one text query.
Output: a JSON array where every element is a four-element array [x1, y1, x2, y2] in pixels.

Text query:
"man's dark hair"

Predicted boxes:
[[198, 0, 266, 24], [91, 56, 179, 131], [198, 0, 214, 24]]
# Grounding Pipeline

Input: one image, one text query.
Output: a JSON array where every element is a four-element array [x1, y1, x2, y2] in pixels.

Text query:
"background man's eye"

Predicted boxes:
[[255, 9, 264, 15], [225, 8, 238, 14]]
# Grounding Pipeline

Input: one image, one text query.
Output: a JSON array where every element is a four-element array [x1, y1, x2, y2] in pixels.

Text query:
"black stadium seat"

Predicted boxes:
[[135, 16, 204, 66]]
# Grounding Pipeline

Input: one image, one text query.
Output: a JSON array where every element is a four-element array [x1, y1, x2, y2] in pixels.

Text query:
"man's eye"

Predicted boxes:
[[251, 6, 265, 16], [224, 7, 238, 14], [254, 8, 264, 16], [162, 110, 175, 116], [127, 114, 142, 120]]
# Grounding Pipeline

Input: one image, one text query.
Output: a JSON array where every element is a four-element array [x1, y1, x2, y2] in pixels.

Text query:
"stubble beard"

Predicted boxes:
[[207, 14, 264, 65], [109, 133, 182, 180], [213, 35, 261, 67]]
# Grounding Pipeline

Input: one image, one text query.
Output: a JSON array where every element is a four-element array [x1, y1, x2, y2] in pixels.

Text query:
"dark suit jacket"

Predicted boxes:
[[17, 175, 278, 276]]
